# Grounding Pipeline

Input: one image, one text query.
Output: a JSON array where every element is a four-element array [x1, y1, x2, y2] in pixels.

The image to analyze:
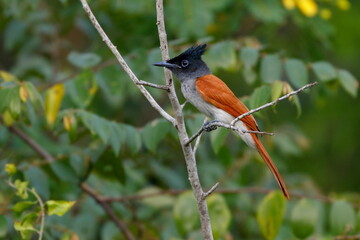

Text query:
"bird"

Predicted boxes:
[[153, 44, 290, 200]]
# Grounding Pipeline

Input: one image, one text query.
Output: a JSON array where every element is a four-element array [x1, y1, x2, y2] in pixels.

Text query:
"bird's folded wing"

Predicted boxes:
[[196, 74, 259, 132]]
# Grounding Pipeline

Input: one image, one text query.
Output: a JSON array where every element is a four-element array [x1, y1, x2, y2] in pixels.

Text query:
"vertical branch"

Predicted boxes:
[[155, 1, 214, 239]]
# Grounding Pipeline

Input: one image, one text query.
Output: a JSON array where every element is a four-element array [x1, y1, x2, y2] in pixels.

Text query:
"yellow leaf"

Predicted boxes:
[[19, 85, 29, 102], [3, 110, 15, 126], [0, 71, 17, 82], [63, 115, 72, 131], [5, 163, 17, 175], [296, 0, 318, 17], [320, 9, 332, 20], [336, 0, 350, 10], [282, 0, 296, 10], [45, 84, 65, 126]]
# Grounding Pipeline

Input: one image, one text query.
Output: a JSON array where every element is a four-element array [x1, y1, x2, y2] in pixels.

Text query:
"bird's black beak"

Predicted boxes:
[[153, 61, 180, 69]]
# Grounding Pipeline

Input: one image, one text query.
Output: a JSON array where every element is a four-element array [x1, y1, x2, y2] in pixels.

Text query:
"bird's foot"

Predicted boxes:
[[202, 120, 219, 132]]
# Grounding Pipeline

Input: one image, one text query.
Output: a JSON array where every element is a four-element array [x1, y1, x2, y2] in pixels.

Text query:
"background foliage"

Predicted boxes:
[[0, 0, 359, 239]]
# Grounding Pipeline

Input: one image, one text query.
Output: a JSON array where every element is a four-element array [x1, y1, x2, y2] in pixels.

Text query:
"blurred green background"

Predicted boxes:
[[0, 0, 359, 239]]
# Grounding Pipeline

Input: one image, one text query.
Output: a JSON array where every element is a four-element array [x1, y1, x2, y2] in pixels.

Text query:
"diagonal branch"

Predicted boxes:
[[6, 124, 55, 163], [79, 0, 175, 126], [80, 183, 135, 240], [231, 81, 318, 125], [186, 82, 318, 145]]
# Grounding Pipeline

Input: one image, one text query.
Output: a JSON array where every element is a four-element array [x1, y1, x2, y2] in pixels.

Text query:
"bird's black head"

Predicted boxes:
[[153, 44, 210, 82]]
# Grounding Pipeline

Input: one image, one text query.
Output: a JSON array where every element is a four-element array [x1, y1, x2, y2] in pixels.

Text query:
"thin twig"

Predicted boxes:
[[7, 124, 55, 163], [30, 188, 45, 240], [7, 181, 45, 239], [193, 117, 208, 154], [186, 82, 318, 145], [186, 121, 273, 146], [79, 0, 175, 126], [80, 183, 135, 240], [231, 81, 318, 125], [203, 182, 220, 199], [136, 80, 170, 90]]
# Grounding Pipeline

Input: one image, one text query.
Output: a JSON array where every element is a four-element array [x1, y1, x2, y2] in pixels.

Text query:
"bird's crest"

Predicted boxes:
[[169, 44, 207, 63]]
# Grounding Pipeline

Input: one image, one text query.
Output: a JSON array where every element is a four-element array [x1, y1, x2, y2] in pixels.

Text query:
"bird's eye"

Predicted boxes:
[[181, 60, 189, 68]]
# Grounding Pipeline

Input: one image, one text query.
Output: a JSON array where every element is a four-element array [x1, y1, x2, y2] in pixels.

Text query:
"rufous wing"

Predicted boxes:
[[196, 74, 259, 132]]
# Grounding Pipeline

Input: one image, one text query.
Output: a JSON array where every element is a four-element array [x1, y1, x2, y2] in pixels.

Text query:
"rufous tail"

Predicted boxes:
[[252, 135, 290, 200]]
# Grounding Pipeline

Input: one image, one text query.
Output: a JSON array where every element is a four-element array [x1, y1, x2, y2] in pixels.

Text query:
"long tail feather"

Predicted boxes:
[[252, 135, 290, 200]]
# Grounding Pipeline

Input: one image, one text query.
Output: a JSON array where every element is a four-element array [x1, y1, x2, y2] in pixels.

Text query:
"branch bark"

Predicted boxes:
[[79, 0, 175, 126], [155, 1, 214, 239], [79, 0, 214, 239], [6, 124, 55, 163]]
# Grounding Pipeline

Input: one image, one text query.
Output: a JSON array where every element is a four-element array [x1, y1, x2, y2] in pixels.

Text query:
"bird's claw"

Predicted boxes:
[[202, 120, 219, 132]]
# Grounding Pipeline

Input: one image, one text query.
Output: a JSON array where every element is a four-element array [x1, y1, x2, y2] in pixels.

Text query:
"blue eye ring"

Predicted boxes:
[[181, 59, 189, 68]]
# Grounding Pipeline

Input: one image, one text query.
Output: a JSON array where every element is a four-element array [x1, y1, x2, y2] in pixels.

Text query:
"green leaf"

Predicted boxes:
[[249, 85, 272, 109], [291, 199, 318, 239], [14, 212, 38, 239], [14, 180, 29, 199], [50, 160, 78, 183], [67, 52, 101, 68], [24, 166, 50, 199], [138, 187, 175, 209], [0, 86, 21, 116], [66, 70, 97, 108], [260, 54, 282, 83], [124, 125, 141, 155], [46, 200, 75, 216], [0, 215, 8, 237], [207, 194, 231, 239], [77, 110, 112, 144], [285, 59, 309, 88], [23, 82, 45, 109], [257, 191, 286, 240], [330, 200, 356, 235], [167, 0, 214, 37], [338, 69, 358, 97], [173, 191, 199, 236], [242, 67, 257, 85], [210, 127, 229, 154], [203, 41, 237, 71], [5, 163, 16, 175], [142, 119, 171, 153], [244, 0, 286, 23], [240, 47, 259, 69], [312, 61, 337, 82], [271, 80, 283, 102], [109, 122, 124, 156], [13, 201, 36, 213]]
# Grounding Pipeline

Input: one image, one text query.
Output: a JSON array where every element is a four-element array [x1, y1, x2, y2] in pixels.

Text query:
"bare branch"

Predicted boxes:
[[231, 81, 318, 125], [155, 0, 214, 239], [193, 117, 208, 153], [80, 183, 136, 240], [79, 0, 175, 126], [203, 182, 220, 199], [6, 124, 55, 163], [136, 80, 170, 90], [334, 235, 360, 240]]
